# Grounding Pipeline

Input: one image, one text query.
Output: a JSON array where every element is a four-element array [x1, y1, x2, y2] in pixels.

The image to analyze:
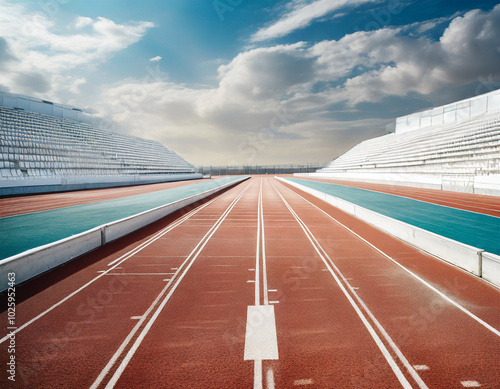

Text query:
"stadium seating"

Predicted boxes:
[[0, 104, 200, 195], [318, 112, 500, 175], [305, 89, 500, 196]]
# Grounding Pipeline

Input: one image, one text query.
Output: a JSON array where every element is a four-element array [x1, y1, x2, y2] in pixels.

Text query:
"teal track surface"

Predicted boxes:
[[0, 177, 245, 260], [285, 177, 500, 255]]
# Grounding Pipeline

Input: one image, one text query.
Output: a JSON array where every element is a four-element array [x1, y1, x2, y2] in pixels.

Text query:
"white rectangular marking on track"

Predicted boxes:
[[163, 279, 171, 282], [244, 305, 279, 361], [269, 301, 280, 304], [461, 381, 481, 387], [268, 289, 278, 292], [130, 316, 142, 320], [294, 378, 314, 386], [413, 365, 429, 371], [247, 280, 256, 283]]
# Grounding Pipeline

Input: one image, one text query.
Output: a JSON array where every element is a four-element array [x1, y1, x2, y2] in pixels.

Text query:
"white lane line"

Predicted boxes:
[[248, 280, 256, 283], [0, 192, 226, 345], [272, 181, 416, 389], [255, 179, 261, 306], [279, 181, 500, 338], [130, 316, 142, 320], [103, 273, 175, 276], [413, 365, 429, 371], [254, 360, 263, 389], [163, 279, 170, 282], [269, 301, 280, 304], [268, 289, 278, 292], [99, 182, 252, 389], [261, 178, 269, 306], [461, 381, 481, 387]]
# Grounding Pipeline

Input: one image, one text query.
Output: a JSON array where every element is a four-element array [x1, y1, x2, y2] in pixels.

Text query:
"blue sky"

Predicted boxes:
[[1, 0, 499, 165]]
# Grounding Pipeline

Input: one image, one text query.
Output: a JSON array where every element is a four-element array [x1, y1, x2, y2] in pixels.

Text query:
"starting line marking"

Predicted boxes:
[[244, 305, 279, 361]]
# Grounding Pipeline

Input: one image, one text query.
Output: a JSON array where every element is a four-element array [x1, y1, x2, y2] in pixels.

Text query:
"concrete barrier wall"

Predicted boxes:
[[482, 252, 500, 287], [0, 228, 103, 292], [277, 177, 498, 285], [0, 177, 249, 291]]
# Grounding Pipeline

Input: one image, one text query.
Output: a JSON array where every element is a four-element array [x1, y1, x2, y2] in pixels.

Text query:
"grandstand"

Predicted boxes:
[[306, 89, 500, 196], [0, 91, 201, 195]]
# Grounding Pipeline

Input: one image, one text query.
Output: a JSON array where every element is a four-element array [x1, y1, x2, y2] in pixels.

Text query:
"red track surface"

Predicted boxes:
[[1, 177, 499, 388], [0, 179, 210, 218], [292, 176, 500, 217]]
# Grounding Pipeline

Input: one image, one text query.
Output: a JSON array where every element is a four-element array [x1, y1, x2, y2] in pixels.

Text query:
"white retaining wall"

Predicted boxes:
[[298, 172, 500, 197], [277, 177, 499, 288], [0, 176, 249, 291], [0, 173, 203, 196]]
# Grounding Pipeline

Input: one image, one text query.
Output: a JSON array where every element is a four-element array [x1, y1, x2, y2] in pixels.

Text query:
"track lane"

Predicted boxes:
[[0, 180, 251, 388], [273, 178, 500, 388], [263, 178, 418, 388], [105, 180, 259, 388], [1, 176, 498, 388]]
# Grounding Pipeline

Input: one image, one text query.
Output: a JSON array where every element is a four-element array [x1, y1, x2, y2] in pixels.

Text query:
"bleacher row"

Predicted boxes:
[[319, 111, 500, 175], [0, 106, 196, 180]]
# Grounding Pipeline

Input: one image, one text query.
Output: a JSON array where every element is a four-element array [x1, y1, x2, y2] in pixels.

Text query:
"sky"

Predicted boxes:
[[0, 0, 499, 166]]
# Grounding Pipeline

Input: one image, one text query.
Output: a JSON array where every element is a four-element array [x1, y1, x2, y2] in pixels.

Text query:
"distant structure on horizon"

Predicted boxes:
[[0, 91, 201, 196], [303, 89, 500, 197]]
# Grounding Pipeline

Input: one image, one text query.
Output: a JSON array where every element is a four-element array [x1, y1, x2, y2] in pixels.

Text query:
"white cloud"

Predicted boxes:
[[149, 56, 162, 62], [95, 5, 500, 165], [74, 16, 93, 29], [0, 2, 154, 100], [251, 0, 379, 42]]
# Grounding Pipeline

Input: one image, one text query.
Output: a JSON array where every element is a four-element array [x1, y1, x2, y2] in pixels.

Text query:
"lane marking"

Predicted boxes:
[[244, 305, 279, 360], [413, 365, 429, 371], [272, 180, 418, 389], [267, 368, 275, 389], [248, 178, 278, 389], [248, 280, 256, 283], [0, 191, 227, 345], [97, 181, 253, 389], [130, 316, 142, 320], [254, 360, 262, 389], [268, 289, 278, 292], [261, 179, 269, 306], [163, 279, 170, 282], [461, 381, 481, 387], [294, 378, 314, 386], [269, 301, 280, 304], [278, 180, 500, 338]]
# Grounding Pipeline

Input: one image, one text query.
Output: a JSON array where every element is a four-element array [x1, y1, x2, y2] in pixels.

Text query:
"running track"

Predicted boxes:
[[1, 177, 499, 388]]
